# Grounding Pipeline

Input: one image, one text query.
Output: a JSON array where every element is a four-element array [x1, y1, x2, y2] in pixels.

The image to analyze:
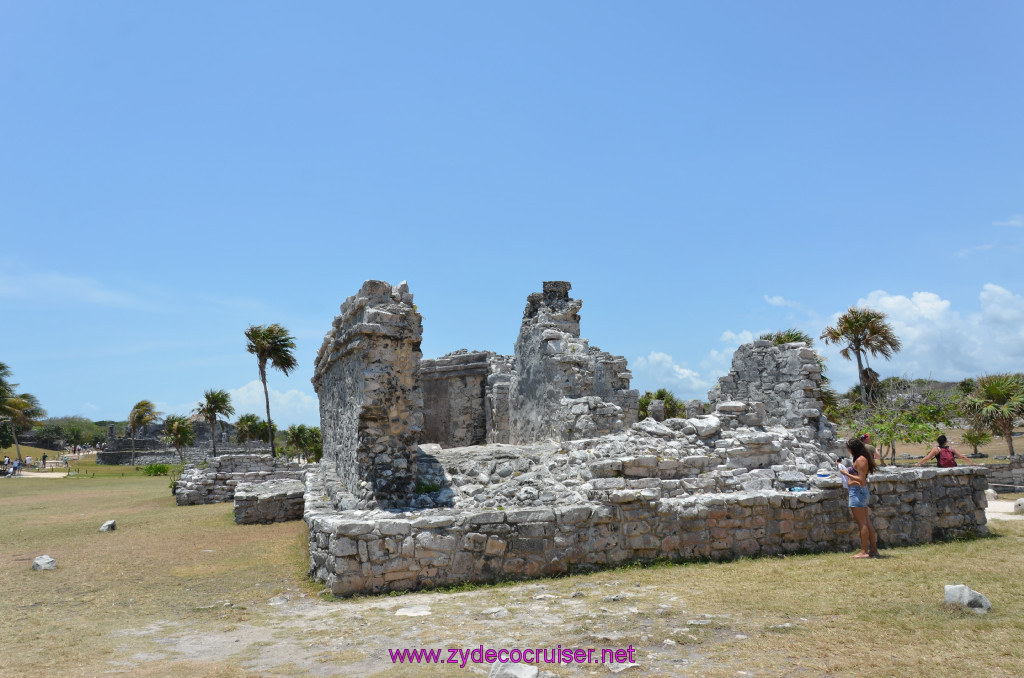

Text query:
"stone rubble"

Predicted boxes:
[[32, 555, 56, 571]]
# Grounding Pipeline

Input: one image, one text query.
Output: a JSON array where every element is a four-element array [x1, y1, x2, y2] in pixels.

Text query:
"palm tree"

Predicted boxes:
[[235, 413, 261, 448], [0, 361, 46, 463], [193, 389, 235, 456], [960, 428, 992, 456], [244, 324, 297, 456], [128, 400, 163, 467], [759, 328, 815, 345], [820, 308, 902, 404], [163, 414, 196, 465], [961, 374, 1024, 456]]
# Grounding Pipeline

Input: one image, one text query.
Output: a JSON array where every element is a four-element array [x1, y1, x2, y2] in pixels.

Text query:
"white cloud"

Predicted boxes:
[[994, 214, 1024, 228], [154, 381, 320, 428], [0, 271, 146, 308], [956, 243, 995, 258], [815, 284, 1024, 387], [632, 352, 709, 399], [719, 329, 754, 345], [764, 295, 798, 308], [228, 380, 320, 427]]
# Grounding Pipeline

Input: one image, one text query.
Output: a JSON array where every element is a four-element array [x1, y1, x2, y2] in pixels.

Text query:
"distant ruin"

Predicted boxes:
[[303, 280, 989, 596]]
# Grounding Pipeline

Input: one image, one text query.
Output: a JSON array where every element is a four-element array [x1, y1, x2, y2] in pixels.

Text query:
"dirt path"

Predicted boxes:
[[985, 499, 1023, 521]]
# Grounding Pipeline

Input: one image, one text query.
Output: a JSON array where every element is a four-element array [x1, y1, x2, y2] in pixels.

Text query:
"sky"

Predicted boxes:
[[2, 2, 1022, 427]]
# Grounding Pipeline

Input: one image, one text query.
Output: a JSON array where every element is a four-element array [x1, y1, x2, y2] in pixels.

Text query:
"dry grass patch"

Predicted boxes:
[[3, 474, 1024, 677]]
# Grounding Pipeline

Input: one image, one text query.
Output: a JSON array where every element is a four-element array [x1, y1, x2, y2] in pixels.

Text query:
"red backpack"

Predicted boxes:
[[936, 446, 956, 468]]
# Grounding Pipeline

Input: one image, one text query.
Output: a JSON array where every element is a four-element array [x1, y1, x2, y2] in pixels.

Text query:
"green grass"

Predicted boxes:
[[1, 473, 308, 678], [2, 472, 1023, 677]]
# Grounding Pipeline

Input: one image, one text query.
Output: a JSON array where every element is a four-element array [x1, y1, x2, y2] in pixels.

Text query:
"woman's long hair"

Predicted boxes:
[[846, 437, 878, 475]]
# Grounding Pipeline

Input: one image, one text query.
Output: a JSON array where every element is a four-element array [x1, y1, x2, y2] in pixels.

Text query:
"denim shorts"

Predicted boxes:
[[848, 485, 870, 508]]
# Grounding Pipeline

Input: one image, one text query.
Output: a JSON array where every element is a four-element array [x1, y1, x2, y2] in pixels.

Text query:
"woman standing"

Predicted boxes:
[[838, 437, 879, 559]]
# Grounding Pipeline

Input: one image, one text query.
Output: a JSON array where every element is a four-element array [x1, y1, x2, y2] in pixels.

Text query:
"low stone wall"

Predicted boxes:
[[234, 479, 306, 524], [174, 455, 307, 506], [306, 466, 988, 596], [98, 444, 273, 466], [986, 457, 1024, 493]]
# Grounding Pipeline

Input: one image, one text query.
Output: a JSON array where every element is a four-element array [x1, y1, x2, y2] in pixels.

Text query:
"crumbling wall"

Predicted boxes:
[[420, 350, 491, 448], [708, 340, 833, 442], [311, 280, 423, 509], [508, 281, 638, 443], [485, 354, 514, 444], [173, 454, 305, 506]]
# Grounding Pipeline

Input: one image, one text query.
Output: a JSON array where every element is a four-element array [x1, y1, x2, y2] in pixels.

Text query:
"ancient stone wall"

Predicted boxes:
[[982, 456, 1024, 493], [99, 443, 273, 466], [312, 280, 423, 509], [708, 340, 833, 442], [173, 454, 306, 505], [234, 478, 306, 524], [103, 419, 235, 452], [485, 355, 514, 444], [304, 280, 990, 598], [420, 350, 492, 448], [508, 282, 637, 444], [306, 466, 988, 596]]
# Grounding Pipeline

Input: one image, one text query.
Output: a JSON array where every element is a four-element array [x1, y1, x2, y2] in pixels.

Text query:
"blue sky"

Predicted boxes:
[[2, 2, 1022, 427]]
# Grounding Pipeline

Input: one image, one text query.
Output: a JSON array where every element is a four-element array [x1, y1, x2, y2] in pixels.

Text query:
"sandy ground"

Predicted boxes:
[[985, 499, 1023, 521]]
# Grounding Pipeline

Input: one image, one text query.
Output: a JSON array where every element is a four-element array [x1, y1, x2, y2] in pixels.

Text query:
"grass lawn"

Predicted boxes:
[[2, 466, 1023, 677]]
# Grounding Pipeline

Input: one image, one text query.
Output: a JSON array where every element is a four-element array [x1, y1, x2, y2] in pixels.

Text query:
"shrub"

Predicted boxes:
[[143, 464, 170, 476]]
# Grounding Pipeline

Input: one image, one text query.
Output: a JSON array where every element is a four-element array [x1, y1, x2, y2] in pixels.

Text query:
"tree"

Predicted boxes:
[[244, 324, 297, 457], [284, 424, 323, 462], [820, 307, 902, 404], [193, 389, 235, 456], [0, 361, 46, 462], [234, 413, 270, 447], [128, 400, 163, 467], [164, 415, 196, 465], [961, 428, 992, 456], [961, 373, 1024, 457], [638, 388, 684, 420], [759, 328, 815, 345]]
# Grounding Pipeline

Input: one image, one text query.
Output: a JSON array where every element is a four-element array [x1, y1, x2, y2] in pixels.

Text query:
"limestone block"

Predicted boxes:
[[944, 584, 992, 614]]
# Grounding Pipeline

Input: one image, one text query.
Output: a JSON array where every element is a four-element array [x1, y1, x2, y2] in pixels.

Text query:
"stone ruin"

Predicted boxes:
[[174, 455, 305, 508], [303, 280, 989, 596], [416, 281, 637, 450]]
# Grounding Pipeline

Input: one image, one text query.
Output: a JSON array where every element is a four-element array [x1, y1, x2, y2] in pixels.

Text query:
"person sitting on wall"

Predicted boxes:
[[916, 434, 975, 468]]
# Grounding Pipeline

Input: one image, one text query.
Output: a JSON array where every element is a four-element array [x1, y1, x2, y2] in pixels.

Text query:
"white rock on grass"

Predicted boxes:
[[395, 605, 431, 617], [488, 661, 538, 678], [1014, 498, 1024, 515], [944, 584, 991, 614], [32, 555, 56, 571], [984, 489, 997, 501], [100, 520, 116, 532]]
